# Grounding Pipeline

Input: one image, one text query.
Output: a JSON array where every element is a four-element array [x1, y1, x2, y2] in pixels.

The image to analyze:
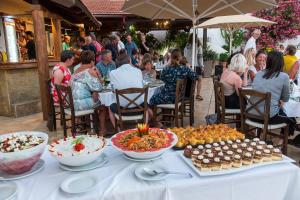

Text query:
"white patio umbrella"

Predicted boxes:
[[196, 14, 276, 53], [122, 0, 277, 69]]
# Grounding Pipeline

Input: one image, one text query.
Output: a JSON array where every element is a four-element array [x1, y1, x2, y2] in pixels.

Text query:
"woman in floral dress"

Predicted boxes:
[[51, 50, 74, 105], [150, 49, 197, 105]]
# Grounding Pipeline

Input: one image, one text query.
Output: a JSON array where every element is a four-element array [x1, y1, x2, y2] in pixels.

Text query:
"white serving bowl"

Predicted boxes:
[[111, 129, 178, 160], [49, 135, 106, 167], [0, 131, 48, 175]]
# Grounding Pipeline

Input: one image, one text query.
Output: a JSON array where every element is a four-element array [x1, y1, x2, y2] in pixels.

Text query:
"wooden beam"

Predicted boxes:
[[32, 6, 50, 120], [52, 17, 62, 59]]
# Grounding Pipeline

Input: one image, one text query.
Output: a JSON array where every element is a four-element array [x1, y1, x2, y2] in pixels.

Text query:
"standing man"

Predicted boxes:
[[96, 50, 116, 77], [25, 31, 36, 60], [140, 34, 150, 55], [82, 36, 97, 58], [125, 34, 137, 58], [62, 35, 71, 51], [115, 33, 125, 53], [90, 33, 103, 64], [244, 29, 261, 54]]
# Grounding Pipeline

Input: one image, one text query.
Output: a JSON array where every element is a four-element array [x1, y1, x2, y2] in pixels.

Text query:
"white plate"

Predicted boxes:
[[135, 164, 168, 181], [0, 182, 17, 200], [59, 154, 108, 172], [60, 174, 99, 194], [123, 154, 162, 162], [0, 159, 45, 181], [178, 151, 295, 177]]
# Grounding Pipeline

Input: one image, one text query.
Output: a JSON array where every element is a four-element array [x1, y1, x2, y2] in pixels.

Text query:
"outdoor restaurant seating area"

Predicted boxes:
[[1, 0, 300, 200]]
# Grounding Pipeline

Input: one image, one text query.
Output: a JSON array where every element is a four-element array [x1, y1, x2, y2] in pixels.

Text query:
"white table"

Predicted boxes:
[[98, 85, 163, 107], [13, 146, 300, 200]]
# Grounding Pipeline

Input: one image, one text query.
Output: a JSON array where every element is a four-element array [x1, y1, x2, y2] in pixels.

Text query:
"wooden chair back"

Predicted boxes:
[[239, 88, 271, 138], [55, 85, 76, 134], [213, 80, 226, 123], [175, 79, 187, 109], [115, 87, 149, 122], [46, 79, 55, 117]]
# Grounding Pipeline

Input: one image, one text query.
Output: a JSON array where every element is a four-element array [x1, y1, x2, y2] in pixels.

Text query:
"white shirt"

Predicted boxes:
[[184, 44, 203, 67], [110, 64, 144, 107], [117, 40, 125, 52], [244, 36, 256, 54]]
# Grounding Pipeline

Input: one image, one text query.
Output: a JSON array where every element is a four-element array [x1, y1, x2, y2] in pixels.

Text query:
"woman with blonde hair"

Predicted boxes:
[[244, 48, 255, 83], [220, 53, 248, 109]]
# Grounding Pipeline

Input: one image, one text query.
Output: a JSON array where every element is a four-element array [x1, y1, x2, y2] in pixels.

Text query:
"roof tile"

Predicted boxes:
[[82, 0, 128, 15]]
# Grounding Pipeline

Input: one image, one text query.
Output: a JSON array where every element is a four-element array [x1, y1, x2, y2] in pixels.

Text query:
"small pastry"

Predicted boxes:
[[236, 148, 243, 155], [222, 145, 230, 151], [242, 152, 253, 165], [205, 149, 212, 154], [200, 159, 211, 171], [218, 152, 224, 157], [184, 148, 192, 158], [244, 139, 250, 143], [258, 141, 266, 146], [193, 155, 205, 168], [226, 150, 234, 157], [235, 139, 241, 144], [219, 141, 226, 146], [253, 151, 263, 163], [256, 145, 263, 151], [211, 157, 221, 171], [232, 154, 242, 168], [221, 156, 232, 169], [213, 147, 222, 153], [246, 147, 254, 153], [207, 153, 214, 159], [266, 145, 274, 150], [240, 143, 247, 150], [205, 144, 212, 149], [227, 140, 233, 145], [250, 142, 257, 147], [213, 143, 219, 147], [231, 144, 238, 151], [197, 145, 204, 151], [262, 149, 272, 162], [191, 149, 200, 161], [272, 148, 283, 161], [253, 138, 260, 142]]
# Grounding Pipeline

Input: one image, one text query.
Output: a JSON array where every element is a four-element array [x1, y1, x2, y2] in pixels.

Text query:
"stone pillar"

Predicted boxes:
[[32, 5, 50, 120]]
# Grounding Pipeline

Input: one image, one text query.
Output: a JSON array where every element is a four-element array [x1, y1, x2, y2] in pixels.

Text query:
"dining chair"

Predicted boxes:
[[213, 80, 241, 125], [55, 85, 99, 137], [46, 79, 61, 131], [154, 79, 187, 127], [114, 87, 149, 132], [239, 89, 289, 155], [183, 79, 197, 126]]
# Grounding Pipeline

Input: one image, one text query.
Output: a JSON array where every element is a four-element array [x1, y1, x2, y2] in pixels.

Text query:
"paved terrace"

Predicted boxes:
[[0, 78, 299, 164]]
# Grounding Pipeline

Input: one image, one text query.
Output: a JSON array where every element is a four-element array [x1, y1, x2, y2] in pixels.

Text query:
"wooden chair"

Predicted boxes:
[[213, 80, 241, 125], [239, 89, 289, 155], [183, 79, 197, 126], [46, 79, 60, 131], [114, 87, 149, 131], [55, 85, 99, 137], [154, 79, 187, 127]]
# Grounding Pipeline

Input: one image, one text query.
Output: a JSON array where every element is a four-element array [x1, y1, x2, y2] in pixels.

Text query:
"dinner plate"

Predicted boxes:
[[0, 159, 45, 181], [0, 182, 17, 200], [60, 173, 99, 194], [123, 154, 163, 162], [135, 164, 168, 181], [59, 154, 108, 172]]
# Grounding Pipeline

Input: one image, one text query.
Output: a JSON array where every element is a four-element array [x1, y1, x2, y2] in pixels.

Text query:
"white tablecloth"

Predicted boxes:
[[98, 86, 163, 107], [13, 146, 300, 200], [283, 99, 300, 118]]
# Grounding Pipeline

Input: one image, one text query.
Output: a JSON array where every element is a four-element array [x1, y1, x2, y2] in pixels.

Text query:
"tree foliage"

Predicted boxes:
[[220, 29, 245, 52], [249, 0, 300, 48]]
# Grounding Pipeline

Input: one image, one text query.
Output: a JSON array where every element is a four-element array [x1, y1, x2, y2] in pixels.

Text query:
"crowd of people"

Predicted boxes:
[[51, 32, 199, 135], [220, 29, 300, 144]]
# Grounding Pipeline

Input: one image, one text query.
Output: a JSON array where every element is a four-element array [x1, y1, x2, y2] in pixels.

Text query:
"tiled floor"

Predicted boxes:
[[1, 78, 299, 164]]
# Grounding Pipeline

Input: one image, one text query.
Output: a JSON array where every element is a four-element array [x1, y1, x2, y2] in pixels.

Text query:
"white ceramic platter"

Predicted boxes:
[[60, 174, 99, 194], [178, 151, 295, 176], [135, 164, 168, 181]]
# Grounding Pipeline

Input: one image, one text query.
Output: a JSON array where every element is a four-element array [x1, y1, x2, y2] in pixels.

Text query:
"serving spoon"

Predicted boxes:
[[143, 167, 192, 178]]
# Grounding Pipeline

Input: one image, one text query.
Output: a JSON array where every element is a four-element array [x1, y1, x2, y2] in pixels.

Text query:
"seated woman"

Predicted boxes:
[[248, 50, 267, 82], [71, 50, 105, 134], [220, 53, 248, 109], [51, 50, 74, 105], [142, 57, 156, 82], [251, 51, 296, 135], [150, 49, 197, 106]]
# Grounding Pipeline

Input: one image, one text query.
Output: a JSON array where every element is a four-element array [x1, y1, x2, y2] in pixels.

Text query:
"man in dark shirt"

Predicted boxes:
[[25, 31, 36, 60], [81, 36, 97, 56], [140, 34, 150, 55]]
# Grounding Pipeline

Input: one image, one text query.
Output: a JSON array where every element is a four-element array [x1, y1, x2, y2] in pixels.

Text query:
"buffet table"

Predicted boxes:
[[98, 85, 163, 107], [14, 146, 300, 200]]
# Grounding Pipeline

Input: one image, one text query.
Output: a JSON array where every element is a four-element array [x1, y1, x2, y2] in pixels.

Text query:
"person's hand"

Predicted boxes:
[[92, 92, 98, 103], [279, 100, 285, 108]]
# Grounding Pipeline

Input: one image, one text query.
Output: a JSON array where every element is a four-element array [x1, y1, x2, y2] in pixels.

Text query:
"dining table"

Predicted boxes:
[[98, 83, 164, 107], [11, 145, 300, 200]]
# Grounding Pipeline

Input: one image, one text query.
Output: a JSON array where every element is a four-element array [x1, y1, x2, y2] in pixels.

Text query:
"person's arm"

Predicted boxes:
[[160, 68, 168, 82], [289, 61, 299, 80], [152, 70, 157, 80], [53, 69, 64, 85], [281, 74, 290, 102], [186, 66, 197, 80], [249, 70, 256, 81], [87, 68, 103, 92], [234, 76, 243, 96], [242, 67, 248, 86], [142, 42, 149, 52]]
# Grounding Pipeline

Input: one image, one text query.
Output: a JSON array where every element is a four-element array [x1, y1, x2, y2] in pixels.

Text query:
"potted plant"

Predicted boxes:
[[203, 47, 218, 78]]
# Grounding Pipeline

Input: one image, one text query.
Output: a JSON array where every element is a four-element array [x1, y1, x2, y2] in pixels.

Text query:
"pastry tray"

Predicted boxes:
[[177, 151, 295, 176]]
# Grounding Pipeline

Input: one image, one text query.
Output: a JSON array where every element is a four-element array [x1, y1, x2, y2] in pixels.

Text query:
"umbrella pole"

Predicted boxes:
[[192, 24, 196, 71], [229, 30, 233, 54]]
